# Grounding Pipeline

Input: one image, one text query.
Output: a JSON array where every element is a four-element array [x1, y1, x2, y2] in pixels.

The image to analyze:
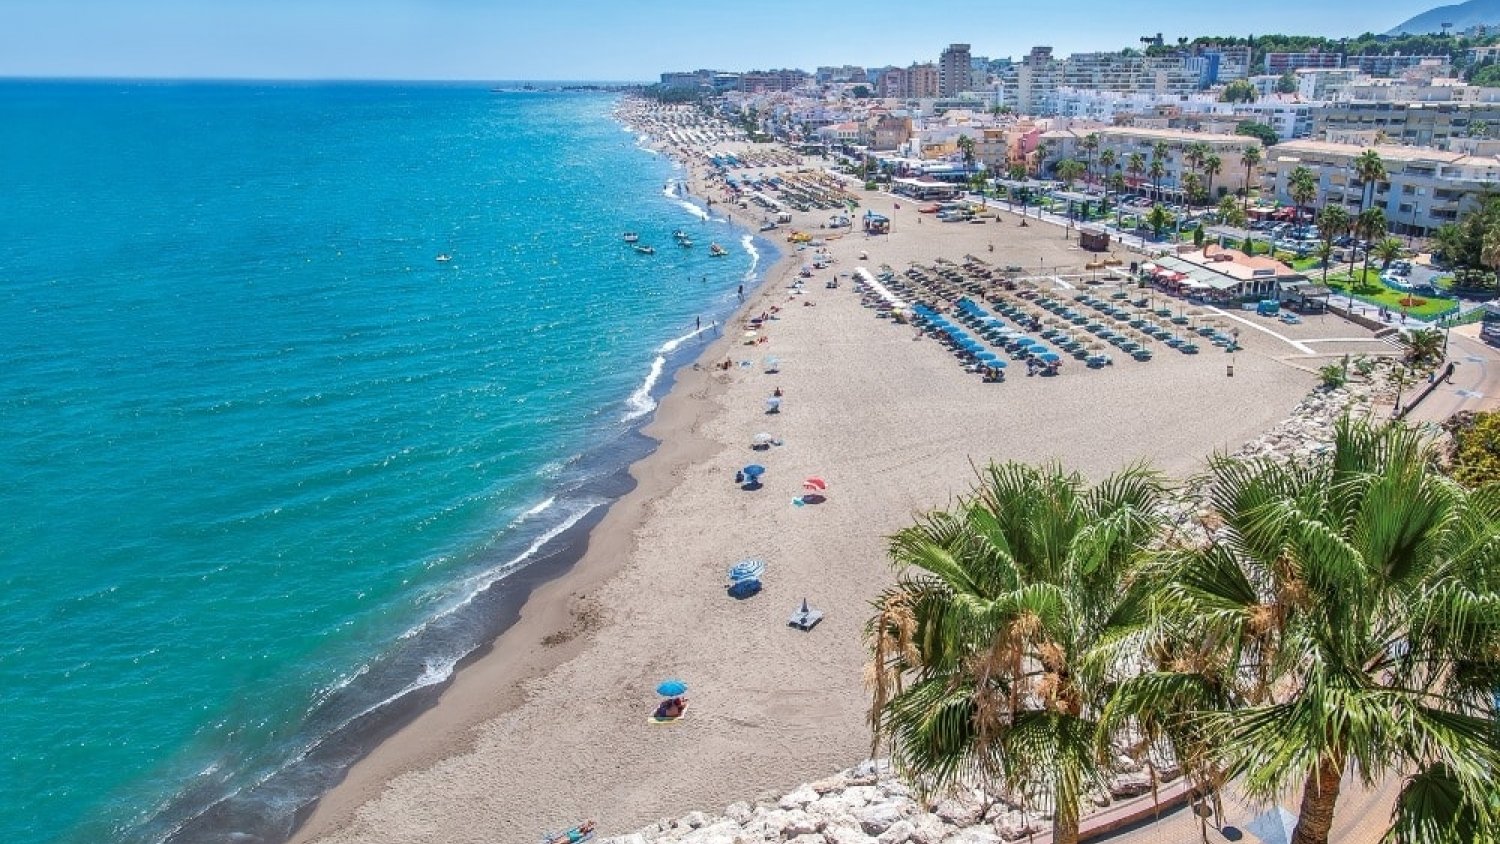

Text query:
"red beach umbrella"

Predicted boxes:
[[803, 477, 827, 492]]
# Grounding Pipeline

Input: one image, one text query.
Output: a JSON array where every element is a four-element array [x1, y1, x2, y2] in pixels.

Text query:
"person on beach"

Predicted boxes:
[[737, 284, 744, 301], [696, 316, 701, 331]]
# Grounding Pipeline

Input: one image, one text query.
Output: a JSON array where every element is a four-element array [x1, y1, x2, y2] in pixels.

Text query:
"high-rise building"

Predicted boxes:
[[908, 62, 940, 98], [939, 44, 972, 97]]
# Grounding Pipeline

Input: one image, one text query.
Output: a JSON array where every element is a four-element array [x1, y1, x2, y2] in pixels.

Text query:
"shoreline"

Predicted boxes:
[[289, 103, 1371, 844], [285, 144, 796, 841]]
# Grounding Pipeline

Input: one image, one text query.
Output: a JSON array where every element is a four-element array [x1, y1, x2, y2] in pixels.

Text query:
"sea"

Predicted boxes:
[[0, 81, 770, 844]]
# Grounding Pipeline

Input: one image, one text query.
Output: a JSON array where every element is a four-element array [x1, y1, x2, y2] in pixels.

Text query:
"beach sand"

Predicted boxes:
[[291, 131, 1345, 844]]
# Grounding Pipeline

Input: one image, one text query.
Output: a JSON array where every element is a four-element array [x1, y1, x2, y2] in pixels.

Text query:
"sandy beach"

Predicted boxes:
[[290, 109, 1373, 844]]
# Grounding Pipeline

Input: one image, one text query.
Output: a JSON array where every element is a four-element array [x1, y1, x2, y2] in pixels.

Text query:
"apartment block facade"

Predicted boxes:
[[1266, 138, 1500, 236]]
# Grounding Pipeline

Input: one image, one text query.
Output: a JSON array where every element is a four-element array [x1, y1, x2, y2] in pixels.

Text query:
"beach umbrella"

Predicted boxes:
[[743, 464, 766, 478], [803, 477, 827, 492], [728, 558, 766, 582], [656, 679, 688, 697], [753, 432, 775, 446], [1039, 352, 1061, 363]]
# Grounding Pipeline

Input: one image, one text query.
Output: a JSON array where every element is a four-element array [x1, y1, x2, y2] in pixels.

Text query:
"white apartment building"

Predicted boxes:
[[1043, 126, 1259, 197], [1266, 138, 1500, 237]]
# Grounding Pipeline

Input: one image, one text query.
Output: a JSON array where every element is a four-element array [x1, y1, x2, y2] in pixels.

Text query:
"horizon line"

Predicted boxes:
[[0, 74, 656, 86]]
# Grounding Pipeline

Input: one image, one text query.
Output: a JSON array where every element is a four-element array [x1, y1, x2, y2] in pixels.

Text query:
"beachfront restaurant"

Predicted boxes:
[[892, 177, 960, 201], [1144, 248, 1304, 304]]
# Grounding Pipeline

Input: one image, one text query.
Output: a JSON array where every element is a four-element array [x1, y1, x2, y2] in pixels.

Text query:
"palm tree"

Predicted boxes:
[[1241, 145, 1263, 212], [1218, 194, 1248, 229], [1111, 419, 1500, 844], [1403, 327, 1446, 368], [957, 134, 977, 169], [1184, 172, 1204, 208], [1081, 132, 1101, 186], [867, 462, 1164, 844], [1148, 158, 1167, 204], [1202, 154, 1223, 203], [1288, 166, 1318, 226], [1373, 236, 1405, 270], [1126, 152, 1146, 196], [1355, 207, 1388, 285], [1056, 158, 1086, 191], [1099, 148, 1117, 210], [1354, 148, 1386, 212], [1317, 205, 1350, 284]]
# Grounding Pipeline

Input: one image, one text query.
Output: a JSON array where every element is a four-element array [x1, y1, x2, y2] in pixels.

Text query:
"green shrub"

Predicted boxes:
[[1445, 411, 1500, 488]]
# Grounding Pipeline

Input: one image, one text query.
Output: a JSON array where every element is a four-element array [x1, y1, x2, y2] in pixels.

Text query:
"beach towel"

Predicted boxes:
[[647, 703, 689, 724]]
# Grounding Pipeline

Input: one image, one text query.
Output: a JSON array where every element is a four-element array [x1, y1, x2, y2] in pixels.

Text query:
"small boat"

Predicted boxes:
[[623, 232, 639, 243], [435, 254, 452, 263], [708, 243, 727, 257], [634, 245, 656, 255], [679, 238, 694, 248], [672, 229, 688, 241]]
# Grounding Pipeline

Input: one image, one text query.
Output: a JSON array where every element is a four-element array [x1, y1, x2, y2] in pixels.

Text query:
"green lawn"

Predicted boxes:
[[1325, 269, 1458, 320]]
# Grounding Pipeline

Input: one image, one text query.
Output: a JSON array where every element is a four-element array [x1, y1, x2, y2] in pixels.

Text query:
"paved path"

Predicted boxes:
[[1406, 328, 1500, 423], [1205, 307, 1316, 355]]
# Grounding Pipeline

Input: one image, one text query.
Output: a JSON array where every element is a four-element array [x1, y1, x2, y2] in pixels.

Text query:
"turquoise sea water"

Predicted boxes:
[[0, 82, 763, 844]]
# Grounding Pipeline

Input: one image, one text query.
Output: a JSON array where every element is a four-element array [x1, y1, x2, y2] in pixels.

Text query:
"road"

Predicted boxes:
[[1405, 327, 1500, 423]]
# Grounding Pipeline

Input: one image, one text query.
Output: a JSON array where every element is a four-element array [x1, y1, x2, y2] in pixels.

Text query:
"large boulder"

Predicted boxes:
[[725, 802, 754, 825], [992, 812, 1035, 842], [931, 797, 983, 828], [781, 785, 821, 810], [823, 826, 877, 844], [876, 820, 916, 844], [942, 828, 1002, 844], [907, 815, 950, 844], [1109, 771, 1153, 798], [811, 774, 850, 794], [781, 809, 820, 838], [854, 801, 908, 836]]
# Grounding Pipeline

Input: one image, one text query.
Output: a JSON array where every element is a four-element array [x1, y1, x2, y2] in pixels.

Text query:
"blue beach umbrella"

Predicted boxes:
[[1039, 352, 1061, 363], [728, 558, 766, 582], [656, 679, 688, 697], [743, 464, 766, 478]]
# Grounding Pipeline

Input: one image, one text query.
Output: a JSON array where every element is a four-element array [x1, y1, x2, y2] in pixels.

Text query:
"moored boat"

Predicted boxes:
[[623, 232, 639, 243], [679, 238, 694, 247], [708, 242, 727, 257], [634, 245, 656, 255]]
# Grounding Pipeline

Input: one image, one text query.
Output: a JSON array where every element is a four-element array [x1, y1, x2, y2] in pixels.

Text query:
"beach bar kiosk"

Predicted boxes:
[[1078, 226, 1110, 253]]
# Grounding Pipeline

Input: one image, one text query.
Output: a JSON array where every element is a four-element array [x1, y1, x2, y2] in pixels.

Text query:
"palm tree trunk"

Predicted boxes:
[[1054, 793, 1081, 844], [1290, 755, 1344, 844]]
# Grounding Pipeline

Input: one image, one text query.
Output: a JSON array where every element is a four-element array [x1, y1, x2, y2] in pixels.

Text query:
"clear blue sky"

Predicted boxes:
[[1, 0, 1440, 81]]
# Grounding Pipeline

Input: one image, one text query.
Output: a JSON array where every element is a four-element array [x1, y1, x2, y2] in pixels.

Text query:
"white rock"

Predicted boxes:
[[683, 811, 710, 829], [725, 802, 753, 825], [600, 835, 648, 844], [788, 836, 824, 844], [907, 815, 949, 844], [877, 820, 916, 844], [811, 774, 849, 794], [993, 812, 1034, 841], [781, 785, 820, 810], [782, 809, 820, 837], [823, 826, 877, 844], [854, 802, 907, 835], [932, 797, 982, 828], [942, 828, 1002, 844], [1108, 771, 1153, 798], [842, 786, 881, 808]]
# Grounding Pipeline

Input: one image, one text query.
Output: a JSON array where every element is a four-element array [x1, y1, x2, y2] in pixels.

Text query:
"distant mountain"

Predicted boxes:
[[1388, 0, 1500, 34]]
